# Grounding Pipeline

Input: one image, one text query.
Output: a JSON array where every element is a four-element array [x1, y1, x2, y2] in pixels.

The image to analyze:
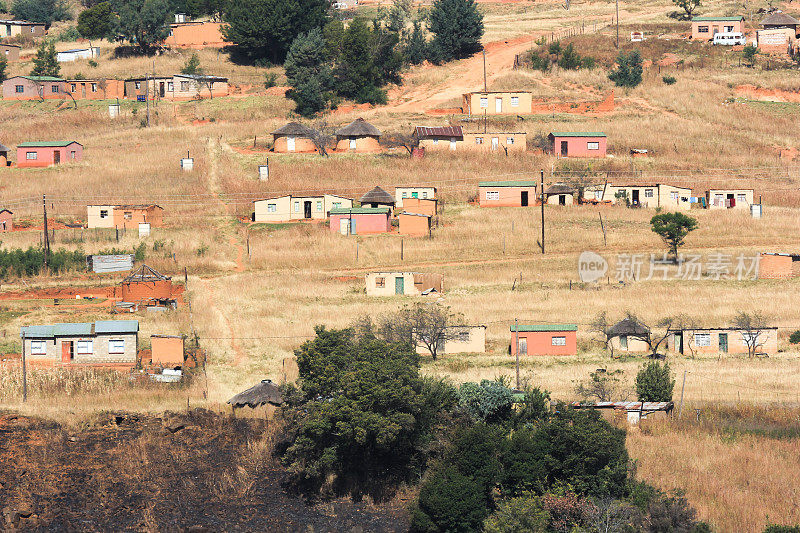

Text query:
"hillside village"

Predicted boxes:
[[0, 0, 800, 530]]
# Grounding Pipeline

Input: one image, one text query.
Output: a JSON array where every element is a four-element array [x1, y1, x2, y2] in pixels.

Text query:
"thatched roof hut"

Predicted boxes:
[[360, 186, 395, 207], [545, 183, 575, 195], [227, 379, 284, 408], [335, 118, 382, 138], [272, 122, 314, 137], [606, 317, 650, 339]]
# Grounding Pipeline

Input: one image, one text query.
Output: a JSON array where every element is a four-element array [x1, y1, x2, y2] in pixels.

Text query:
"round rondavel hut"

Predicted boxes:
[[334, 118, 382, 153], [271, 122, 316, 153]]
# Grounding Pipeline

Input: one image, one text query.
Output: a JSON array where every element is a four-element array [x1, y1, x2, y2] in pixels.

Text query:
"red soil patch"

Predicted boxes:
[[15, 219, 71, 231], [736, 84, 800, 103], [0, 282, 185, 303], [779, 147, 799, 161], [426, 107, 463, 115], [330, 103, 373, 115], [657, 53, 679, 67], [530, 90, 615, 115]]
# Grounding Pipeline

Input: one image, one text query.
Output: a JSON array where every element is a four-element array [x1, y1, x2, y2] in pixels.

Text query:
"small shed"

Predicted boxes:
[[113, 204, 164, 229], [330, 207, 391, 235], [0, 44, 20, 62], [16, 141, 83, 168], [366, 272, 443, 296], [544, 183, 576, 205], [606, 318, 650, 353], [271, 122, 316, 153], [758, 252, 800, 279], [398, 212, 432, 237], [360, 186, 395, 208], [151, 335, 185, 368], [401, 197, 437, 216], [478, 181, 537, 207], [0, 209, 12, 231], [510, 324, 577, 356], [549, 132, 607, 158], [335, 118, 382, 152], [56, 47, 98, 62]]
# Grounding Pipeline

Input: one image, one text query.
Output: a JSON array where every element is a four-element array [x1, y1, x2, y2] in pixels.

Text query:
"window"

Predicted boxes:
[[645, 189, 654, 198], [587, 141, 599, 150], [91, 83, 97, 92], [511, 96, 519, 107], [71, 83, 76, 92], [293, 201, 300, 213], [332, 202, 341, 209], [402, 192, 408, 198], [432, 139, 438, 145], [457, 331, 470, 342], [70, 151, 76, 159], [742, 331, 758, 343], [714, 194, 724, 204], [349, 138, 357, 149], [412, 192, 418, 198], [594, 190, 603, 200], [135, 81, 141, 90], [100, 210, 108, 219], [737, 194, 746, 203], [76, 340, 93, 354], [30, 340, 46, 355], [507, 137, 514, 145], [422, 191, 428, 199], [724, 25, 734, 32], [375, 277, 385, 288], [475, 137, 483, 144], [180, 81, 189, 91], [30, 27, 34, 33], [109, 339, 125, 354], [15, 85, 23, 93], [486, 191, 500, 200], [316, 200, 322, 211], [267, 203, 277, 212], [698, 25, 709, 33], [670, 191, 679, 200], [552, 336, 566, 346], [123, 212, 132, 220], [26, 152, 37, 160], [695, 333, 711, 347], [167, 82, 174, 91], [51, 85, 59, 93], [480, 97, 488, 108]]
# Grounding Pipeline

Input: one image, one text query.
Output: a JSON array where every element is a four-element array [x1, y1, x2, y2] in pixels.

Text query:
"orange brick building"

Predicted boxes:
[[758, 252, 800, 279], [510, 324, 578, 356], [164, 21, 225, 48], [398, 212, 432, 236], [478, 181, 537, 207]]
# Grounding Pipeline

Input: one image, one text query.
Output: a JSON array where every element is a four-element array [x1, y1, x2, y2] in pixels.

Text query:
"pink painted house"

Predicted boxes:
[[549, 132, 607, 158], [16, 141, 83, 168], [330, 207, 391, 235], [0, 209, 12, 231], [478, 181, 537, 207]]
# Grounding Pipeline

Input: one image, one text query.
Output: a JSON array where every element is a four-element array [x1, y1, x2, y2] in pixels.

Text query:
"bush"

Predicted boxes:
[[12, 0, 71, 24], [635, 361, 675, 402], [0, 247, 85, 278], [764, 526, 800, 533], [458, 379, 513, 424], [608, 50, 643, 88], [789, 330, 800, 344], [180, 53, 201, 75], [483, 493, 550, 533], [263, 72, 278, 88], [662, 75, 677, 85]]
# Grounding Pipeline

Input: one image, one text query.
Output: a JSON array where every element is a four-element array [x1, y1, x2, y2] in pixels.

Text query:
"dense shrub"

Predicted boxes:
[[636, 361, 675, 402], [0, 248, 85, 278], [458, 379, 513, 423], [609, 50, 643, 88], [764, 526, 800, 533], [789, 330, 800, 344]]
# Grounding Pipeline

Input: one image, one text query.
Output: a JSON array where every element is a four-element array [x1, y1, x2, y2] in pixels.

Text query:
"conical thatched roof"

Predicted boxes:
[[271, 122, 314, 137], [227, 379, 284, 408], [606, 318, 649, 338], [545, 183, 575, 195], [0, 143, 9, 153], [335, 118, 382, 137], [360, 186, 395, 206], [122, 264, 170, 283], [761, 12, 800, 26]]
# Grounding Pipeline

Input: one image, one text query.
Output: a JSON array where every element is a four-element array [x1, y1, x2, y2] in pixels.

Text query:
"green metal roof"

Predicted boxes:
[[17, 141, 81, 148], [21, 320, 138, 338], [330, 207, 390, 215], [691, 16, 743, 21], [548, 132, 607, 137], [17, 76, 64, 82], [510, 324, 578, 332], [479, 181, 538, 187], [95, 320, 139, 334]]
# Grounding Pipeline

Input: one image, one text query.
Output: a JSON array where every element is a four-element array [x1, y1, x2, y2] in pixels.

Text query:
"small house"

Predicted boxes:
[[124, 74, 228, 100], [398, 212, 432, 237], [414, 126, 527, 152], [761, 12, 799, 34], [0, 20, 46, 39], [462, 91, 533, 115], [254, 194, 353, 223], [549, 132, 607, 158], [360, 186, 395, 208], [330, 207, 391, 235], [112, 205, 164, 230], [415, 126, 464, 151], [164, 21, 225, 48], [334, 118, 382, 152], [66, 79, 125, 100], [668, 327, 778, 356], [0, 142, 10, 166], [20, 320, 139, 367], [401, 197, 437, 216], [0, 44, 20, 62], [2, 76, 65, 100], [150, 334, 185, 368], [366, 272, 443, 296], [478, 181, 537, 207], [706, 189, 753, 209], [271, 122, 317, 153], [584, 183, 691, 210], [544, 184, 576, 205], [16, 141, 82, 168], [510, 324, 578, 356], [758, 252, 800, 279], [56, 47, 97, 62], [606, 318, 650, 353], [690, 16, 744, 40], [416, 325, 487, 355], [395, 186, 436, 207], [0, 209, 12, 231]]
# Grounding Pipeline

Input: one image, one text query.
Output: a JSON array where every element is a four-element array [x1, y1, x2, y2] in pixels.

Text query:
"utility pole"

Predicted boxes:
[[145, 72, 150, 127], [514, 318, 520, 390], [615, 0, 620, 48], [678, 370, 687, 418], [21, 330, 26, 403], [483, 49, 487, 93], [42, 194, 50, 266], [540, 170, 545, 254]]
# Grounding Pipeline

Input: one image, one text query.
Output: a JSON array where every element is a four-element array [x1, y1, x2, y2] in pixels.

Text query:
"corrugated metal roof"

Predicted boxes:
[[399, 212, 431, 218], [414, 126, 463, 138], [330, 207, 390, 215], [18, 141, 81, 148], [19, 76, 63, 82], [21, 320, 139, 338], [88, 254, 134, 273], [549, 132, 607, 137], [95, 320, 139, 334], [692, 16, 743, 21], [479, 181, 538, 187], [571, 401, 674, 411], [511, 324, 578, 332]]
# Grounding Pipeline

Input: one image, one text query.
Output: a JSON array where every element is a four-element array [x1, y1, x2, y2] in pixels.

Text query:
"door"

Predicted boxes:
[[81, 84, 86, 98], [719, 333, 728, 354], [631, 189, 639, 204], [349, 138, 357, 150], [61, 341, 73, 363], [491, 137, 499, 150], [159, 82, 165, 97], [559, 195, 566, 206], [349, 218, 357, 235], [449, 138, 456, 150], [727, 194, 735, 208], [339, 218, 349, 235], [520, 191, 528, 207], [395, 276, 404, 295], [675, 333, 683, 355], [287, 135, 296, 152], [518, 338, 527, 355], [303, 201, 312, 219], [53, 150, 60, 164], [495, 98, 502, 113], [560, 141, 568, 156]]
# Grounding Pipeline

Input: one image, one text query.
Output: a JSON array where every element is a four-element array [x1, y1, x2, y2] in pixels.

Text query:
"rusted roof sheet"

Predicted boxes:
[[122, 264, 170, 283], [414, 126, 463, 138], [571, 401, 674, 411]]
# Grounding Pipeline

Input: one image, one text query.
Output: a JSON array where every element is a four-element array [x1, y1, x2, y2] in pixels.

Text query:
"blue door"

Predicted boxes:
[[350, 218, 357, 235]]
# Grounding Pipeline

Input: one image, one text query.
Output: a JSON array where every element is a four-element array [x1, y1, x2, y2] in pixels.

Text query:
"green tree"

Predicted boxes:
[[635, 361, 675, 402], [221, 0, 329, 64], [650, 212, 698, 258], [789, 330, 800, 344], [483, 494, 550, 533], [333, 18, 390, 104], [405, 19, 428, 64], [109, 0, 171, 53], [284, 28, 333, 116], [427, 0, 483, 63], [671, 0, 701, 20], [30, 41, 60, 77], [11, 0, 71, 25], [77, 1, 112, 39], [0, 56, 7, 83], [458, 379, 513, 424], [743, 44, 758, 66], [557, 43, 581, 69], [608, 50, 643, 88], [180, 52, 202, 74]]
